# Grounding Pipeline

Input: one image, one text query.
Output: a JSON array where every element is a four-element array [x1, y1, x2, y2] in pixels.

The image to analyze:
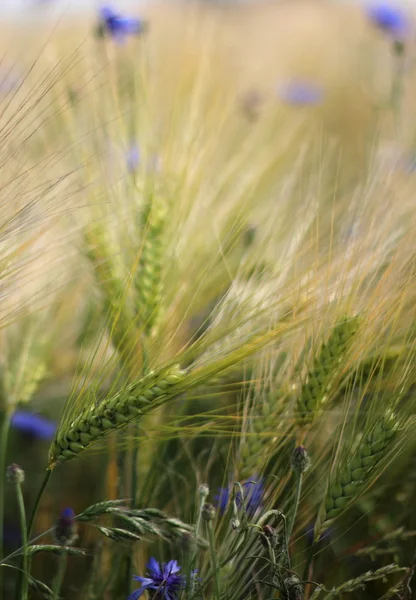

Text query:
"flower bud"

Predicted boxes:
[[198, 483, 209, 498], [260, 525, 279, 549], [291, 446, 311, 474], [283, 575, 304, 600], [6, 464, 24, 484], [201, 503, 216, 522], [54, 507, 78, 546]]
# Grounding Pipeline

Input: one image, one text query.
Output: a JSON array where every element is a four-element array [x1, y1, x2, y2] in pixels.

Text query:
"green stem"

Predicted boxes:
[[188, 487, 209, 595], [0, 411, 11, 598], [52, 550, 67, 600], [125, 345, 148, 597], [27, 469, 52, 541], [207, 522, 220, 600], [15, 470, 52, 599], [287, 472, 303, 543], [15, 482, 28, 600]]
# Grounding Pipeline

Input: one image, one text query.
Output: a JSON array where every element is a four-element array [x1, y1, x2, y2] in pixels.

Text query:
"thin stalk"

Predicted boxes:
[[207, 522, 220, 600], [15, 470, 52, 599], [131, 343, 148, 508], [52, 550, 67, 600], [15, 481, 28, 600], [287, 472, 303, 543], [189, 486, 209, 595], [27, 469, 52, 541], [303, 543, 317, 599], [0, 411, 11, 597], [126, 345, 147, 596]]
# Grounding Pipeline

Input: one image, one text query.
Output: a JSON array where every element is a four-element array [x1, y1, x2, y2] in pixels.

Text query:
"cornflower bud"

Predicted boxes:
[[291, 446, 311, 474], [6, 464, 25, 484]]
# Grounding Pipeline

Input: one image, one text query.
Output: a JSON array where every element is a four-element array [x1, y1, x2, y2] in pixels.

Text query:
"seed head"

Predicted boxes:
[[201, 503, 216, 522], [291, 446, 311, 474], [6, 463, 24, 484]]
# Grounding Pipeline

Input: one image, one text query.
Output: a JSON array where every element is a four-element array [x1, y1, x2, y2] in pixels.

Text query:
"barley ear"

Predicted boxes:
[[296, 315, 359, 426], [135, 194, 166, 335], [48, 364, 186, 468], [315, 409, 398, 538]]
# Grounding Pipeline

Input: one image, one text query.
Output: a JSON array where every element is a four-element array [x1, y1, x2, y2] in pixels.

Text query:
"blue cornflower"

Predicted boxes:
[[277, 80, 324, 106], [215, 475, 264, 515], [128, 558, 185, 600], [99, 5, 146, 44], [11, 411, 56, 440], [366, 2, 409, 41]]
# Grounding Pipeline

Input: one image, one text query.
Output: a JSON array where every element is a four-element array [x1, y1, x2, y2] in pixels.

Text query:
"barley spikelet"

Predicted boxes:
[[297, 315, 359, 425], [316, 410, 398, 536], [48, 364, 186, 467], [135, 195, 166, 334]]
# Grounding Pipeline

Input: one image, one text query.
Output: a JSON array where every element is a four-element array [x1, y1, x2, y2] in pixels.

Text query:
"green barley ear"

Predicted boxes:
[[296, 315, 359, 426], [315, 409, 398, 538], [48, 364, 186, 467], [49, 322, 289, 468], [134, 192, 166, 335]]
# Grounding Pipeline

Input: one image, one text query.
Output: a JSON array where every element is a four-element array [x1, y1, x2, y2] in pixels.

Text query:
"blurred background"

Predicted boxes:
[[1, 0, 416, 598]]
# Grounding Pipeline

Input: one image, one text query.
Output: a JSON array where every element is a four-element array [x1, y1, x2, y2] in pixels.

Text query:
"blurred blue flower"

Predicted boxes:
[[277, 80, 324, 106], [366, 3, 409, 40], [215, 475, 264, 515], [55, 507, 78, 546], [0, 74, 22, 94], [11, 411, 56, 440], [126, 143, 141, 172], [128, 558, 185, 600], [99, 5, 146, 44]]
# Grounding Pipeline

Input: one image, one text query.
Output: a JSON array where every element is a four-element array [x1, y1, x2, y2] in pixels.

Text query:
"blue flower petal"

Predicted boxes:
[[164, 560, 181, 576], [99, 4, 145, 41], [277, 80, 324, 106], [214, 486, 229, 513], [11, 411, 56, 440], [147, 557, 162, 577], [133, 576, 150, 584], [127, 588, 147, 600]]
